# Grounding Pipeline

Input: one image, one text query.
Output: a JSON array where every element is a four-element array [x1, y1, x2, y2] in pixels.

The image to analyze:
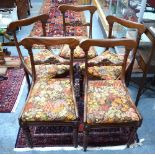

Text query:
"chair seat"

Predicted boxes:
[[59, 44, 97, 59], [80, 65, 122, 80], [21, 78, 77, 122], [34, 64, 70, 79], [59, 36, 97, 59], [86, 80, 140, 124], [87, 50, 124, 66], [24, 49, 69, 67]]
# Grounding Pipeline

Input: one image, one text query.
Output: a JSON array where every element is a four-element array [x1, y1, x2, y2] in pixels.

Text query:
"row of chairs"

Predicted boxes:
[[18, 36, 141, 151], [3, 4, 154, 151]]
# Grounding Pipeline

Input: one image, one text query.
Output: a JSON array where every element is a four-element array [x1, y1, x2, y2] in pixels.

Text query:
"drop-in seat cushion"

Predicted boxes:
[[34, 64, 70, 79], [59, 36, 97, 59], [86, 80, 140, 124], [59, 44, 97, 59], [24, 49, 69, 68], [87, 50, 125, 66], [21, 79, 76, 122], [80, 64, 122, 80]]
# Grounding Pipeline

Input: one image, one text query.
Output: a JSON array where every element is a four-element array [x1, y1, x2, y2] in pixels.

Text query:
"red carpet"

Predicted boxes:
[[30, 0, 87, 38], [0, 68, 25, 112]]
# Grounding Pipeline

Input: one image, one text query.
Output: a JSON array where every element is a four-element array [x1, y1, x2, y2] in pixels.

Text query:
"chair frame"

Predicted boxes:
[[18, 37, 80, 148], [80, 38, 143, 151], [135, 27, 155, 106], [58, 4, 97, 39], [106, 15, 146, 85], [7, 14, 49, 91]]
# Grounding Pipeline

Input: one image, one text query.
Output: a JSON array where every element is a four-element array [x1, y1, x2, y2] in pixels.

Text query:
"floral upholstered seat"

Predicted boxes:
[[87, 66, 121, 80], [87, 80, 140, 124], [87, 50, 124, 66], [33, 64, 70, 79], [24, 49, 69, 66], [21, 79, 76, 122], [24, 49, 70, 78], [80, 65, 122, 80], [59, 44, 97, 59], [79, 50, 130, 80]]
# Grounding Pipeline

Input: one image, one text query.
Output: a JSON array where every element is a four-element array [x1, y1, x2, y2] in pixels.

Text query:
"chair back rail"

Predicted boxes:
[[58, 5, 97, 38], [8, 14, 49, 32]]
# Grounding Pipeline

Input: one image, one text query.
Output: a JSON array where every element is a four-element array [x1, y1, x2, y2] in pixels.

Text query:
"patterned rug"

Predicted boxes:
[[30, 0, 87, 38], [0, 68, 25, 112], [15, 125, 131, 148]]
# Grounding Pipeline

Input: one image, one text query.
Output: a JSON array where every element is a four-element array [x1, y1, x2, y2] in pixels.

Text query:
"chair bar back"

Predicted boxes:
[[20, 37, 79, 83], [58, 4, 97, 38]]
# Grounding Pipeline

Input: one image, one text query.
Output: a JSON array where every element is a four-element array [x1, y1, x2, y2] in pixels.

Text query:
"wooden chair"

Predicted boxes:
[[79, 38, 142, 151], [19, 37, 80, 148], [135, 27, 155, 106], [79, 15, 145, 83], [58, 4, 97, 60], [7, 14, 70, 91]]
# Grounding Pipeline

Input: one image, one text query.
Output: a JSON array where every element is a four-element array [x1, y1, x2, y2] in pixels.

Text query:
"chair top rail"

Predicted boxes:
[[106, 15, 146, 34], [8, 14, 49, 32], [58, 4, 97, 13], [80, 38, 137, 51], [20, 37, 79, 49]]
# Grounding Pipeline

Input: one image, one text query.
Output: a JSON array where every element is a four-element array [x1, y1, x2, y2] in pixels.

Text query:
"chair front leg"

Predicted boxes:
[[135, 71, 147, 106], [83, 125, 89, 151], [73, 122, 79, 148], [127, 127, 137, 148], [22, 125, 33, 148]]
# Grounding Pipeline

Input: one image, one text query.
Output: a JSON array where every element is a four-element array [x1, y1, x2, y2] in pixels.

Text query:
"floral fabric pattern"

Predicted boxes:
[[86, 80, 140, 124], [32, 64, 70, 79], [88, 66, 122, 80], [21, 79, 77, 122], [87, 50, 124, 66], [24, 49, 69, 69], [80, 65, 122, 80], [59, 44, 97, 59]]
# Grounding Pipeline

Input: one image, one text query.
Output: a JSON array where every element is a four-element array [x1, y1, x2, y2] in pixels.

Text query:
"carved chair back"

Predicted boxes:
[[20, 37, 79, 83]]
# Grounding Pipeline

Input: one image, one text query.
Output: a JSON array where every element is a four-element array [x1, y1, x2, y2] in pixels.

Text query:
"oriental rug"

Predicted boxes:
[[0, 68, 25, 112], [30, 0, 87, 38]]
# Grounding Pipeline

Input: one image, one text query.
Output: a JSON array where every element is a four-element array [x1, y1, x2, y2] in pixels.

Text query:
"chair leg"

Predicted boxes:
[[125, 62, 134, 87], [83, 126, 89, 151], [127, 127, 137, 148], [135, 72, 147, 106], [73, 124, 79, 148], [22, 125, 33, 148], [24, 68, 31, 92]]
